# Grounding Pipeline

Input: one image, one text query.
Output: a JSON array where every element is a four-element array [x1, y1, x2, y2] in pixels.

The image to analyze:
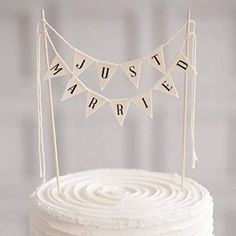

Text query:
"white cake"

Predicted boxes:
[[29, 169, 214, 236]]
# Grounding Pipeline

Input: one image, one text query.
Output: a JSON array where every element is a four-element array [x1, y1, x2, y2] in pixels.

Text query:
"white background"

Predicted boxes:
[[0, 0, 235, 235]]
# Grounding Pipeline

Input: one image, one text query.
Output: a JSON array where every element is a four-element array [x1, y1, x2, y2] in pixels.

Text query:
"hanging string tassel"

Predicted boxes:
[[36, 22, 46, 182], [190, 29, 199, 169]]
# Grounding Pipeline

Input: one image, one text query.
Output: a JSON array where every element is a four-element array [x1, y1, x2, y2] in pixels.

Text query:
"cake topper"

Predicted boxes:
[[37, 10, 197, 195]]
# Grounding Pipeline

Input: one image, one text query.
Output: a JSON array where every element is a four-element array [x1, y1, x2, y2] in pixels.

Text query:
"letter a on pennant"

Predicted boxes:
[[170, 50, 195, 74], [143, 46, 166, 74], [73, 50, 94, 77], [131, 90, 153, 118], [153, 73, 179, 98], [61, 78, 86, 101], [96, 61, 119, 90], [44, 55, 70, 80], [86, 91, 107, 117], [120, 59, 142, 88], [110, 100, 130, 126]]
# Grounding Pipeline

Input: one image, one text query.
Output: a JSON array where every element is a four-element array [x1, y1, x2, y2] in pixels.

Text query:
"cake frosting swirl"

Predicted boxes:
[[29, 169, 214, 236]]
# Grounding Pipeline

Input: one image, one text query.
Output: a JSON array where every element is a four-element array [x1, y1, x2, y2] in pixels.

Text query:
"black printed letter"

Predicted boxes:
[[176, 60, 188, 70], [117, 104, 124, 115], [129, 65, 137, 78], [67, 84, 77, 94], [161, 80, 172, 91], [89, 97, 98, 109], [50, 63, 63, 76]]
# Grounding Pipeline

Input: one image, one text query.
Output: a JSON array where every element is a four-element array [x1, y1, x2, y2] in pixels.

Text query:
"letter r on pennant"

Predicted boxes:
[[89, 97, 98, 109]]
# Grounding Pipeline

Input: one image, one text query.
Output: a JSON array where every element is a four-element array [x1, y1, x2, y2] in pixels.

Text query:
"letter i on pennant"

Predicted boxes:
[[110, 100, 130, 126], [44, 55, 70, 80], [131, 90, 153, 118]]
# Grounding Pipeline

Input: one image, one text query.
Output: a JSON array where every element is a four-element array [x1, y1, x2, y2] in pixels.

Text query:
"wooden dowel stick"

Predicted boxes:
[[41, 9, 61, 195], [181, 10, 191, 191]]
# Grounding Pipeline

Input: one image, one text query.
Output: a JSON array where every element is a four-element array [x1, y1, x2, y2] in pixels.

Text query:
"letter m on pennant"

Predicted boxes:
[[45, 55, 70, 80], [50, 63, 63, 75]]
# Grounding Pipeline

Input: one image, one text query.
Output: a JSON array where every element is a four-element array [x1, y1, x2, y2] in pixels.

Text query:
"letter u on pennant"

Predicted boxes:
[[96, 61, 119, 90], [44, 55, 70, 80]]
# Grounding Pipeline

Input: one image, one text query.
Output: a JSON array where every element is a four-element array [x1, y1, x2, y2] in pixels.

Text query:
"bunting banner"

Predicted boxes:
[[36, 11, 199, 192], [40, 22, 197, 127]]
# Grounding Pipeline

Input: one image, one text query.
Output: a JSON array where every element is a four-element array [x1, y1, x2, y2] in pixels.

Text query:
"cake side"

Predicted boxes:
[[29, 169, 214, 236]]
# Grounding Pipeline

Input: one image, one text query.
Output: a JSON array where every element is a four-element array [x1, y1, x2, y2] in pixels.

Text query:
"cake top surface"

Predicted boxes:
[[31, 168, 212, 228]]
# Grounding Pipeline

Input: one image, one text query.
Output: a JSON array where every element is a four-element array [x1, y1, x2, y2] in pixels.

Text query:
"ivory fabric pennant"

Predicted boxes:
[[61, 78, 86, 101], [120, 59, 142, 88], [143, 46, 166, 74], [73, 50, 94, 77], [131, 90, 153, 118], [86, 91, 107, 117], [44, 55, 70, 80], [170, 50, 195, 74], [110, 99, 130, 126], [96, 61, 119, 90], [154, 73, 179, 98]]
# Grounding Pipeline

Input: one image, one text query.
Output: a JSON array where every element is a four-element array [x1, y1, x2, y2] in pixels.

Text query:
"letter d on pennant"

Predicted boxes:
[[170, 50, 195, 74]]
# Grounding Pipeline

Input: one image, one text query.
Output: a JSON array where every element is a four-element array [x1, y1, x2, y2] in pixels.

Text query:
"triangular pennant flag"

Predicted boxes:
[[131, 90, 153, 118], [73, 50, 94, 77], [110, 99, 130, 126], [44, 55, 70, 80], [170, 50, 195, 74], [120, 59, 142, 88], [143, 46, 166, 74], [61, 78, 86, 101], [154, 73, 179, 98], [86, 91, 107, 117], [96, 61, 119, 90]]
